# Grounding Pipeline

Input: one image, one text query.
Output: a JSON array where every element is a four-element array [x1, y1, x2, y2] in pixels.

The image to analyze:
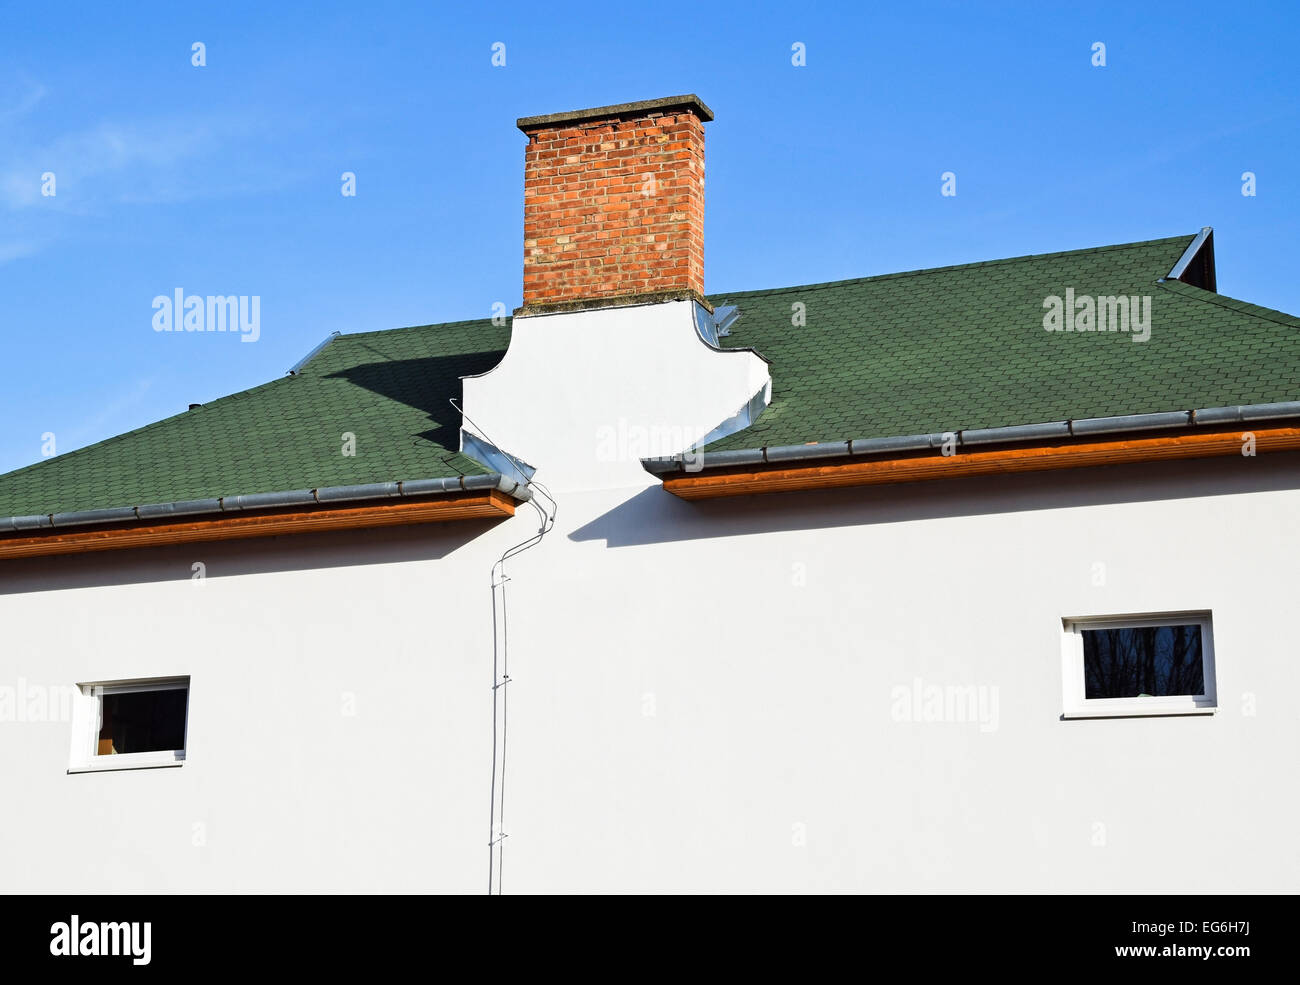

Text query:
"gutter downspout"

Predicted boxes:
[[451, 398, 558, 896]]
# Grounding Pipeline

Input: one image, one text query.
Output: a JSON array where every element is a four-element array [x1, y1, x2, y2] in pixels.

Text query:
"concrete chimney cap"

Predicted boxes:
[[516, 94, 714, 132]]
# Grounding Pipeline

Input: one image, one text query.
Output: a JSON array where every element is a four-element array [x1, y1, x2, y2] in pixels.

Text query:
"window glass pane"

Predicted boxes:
[[1082, 625, 1204, 699], [97, 688, 187, 755]]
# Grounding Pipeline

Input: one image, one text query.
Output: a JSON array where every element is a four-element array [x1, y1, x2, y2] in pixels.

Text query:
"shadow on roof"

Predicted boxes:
[[323, 349, 505, 454]]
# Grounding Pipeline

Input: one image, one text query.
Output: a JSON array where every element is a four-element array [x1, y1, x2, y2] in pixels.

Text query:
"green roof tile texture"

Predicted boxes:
[[0, 318, 509, 517], [4, 233, 1299, 517], [707, 234, 1300, 451]]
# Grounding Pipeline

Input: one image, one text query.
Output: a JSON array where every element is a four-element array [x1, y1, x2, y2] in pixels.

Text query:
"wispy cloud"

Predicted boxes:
[[0, 64, 291, 216], [0, 241, 39, 265], [60, 376, 157, 452], [0, 73, 46, 123], [0, 118, 246, 211], [0, 77, 293, 264]]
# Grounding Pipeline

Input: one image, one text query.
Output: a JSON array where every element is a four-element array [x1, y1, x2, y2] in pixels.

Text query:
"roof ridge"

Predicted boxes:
[[710, 234, 1197, 301], [1155, 280, 1300, 330], [336, 316, 508, 343]]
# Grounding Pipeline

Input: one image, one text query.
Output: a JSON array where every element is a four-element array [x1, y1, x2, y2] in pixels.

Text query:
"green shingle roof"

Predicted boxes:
[[707, 233, 1300, 451], [0, 318, 509, 518], [3, 232, 1298, 518]]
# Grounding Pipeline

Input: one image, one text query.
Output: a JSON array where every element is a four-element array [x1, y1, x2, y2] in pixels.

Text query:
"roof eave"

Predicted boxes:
[[0, 474, 530, 560], [646, 401, 1300, 498]]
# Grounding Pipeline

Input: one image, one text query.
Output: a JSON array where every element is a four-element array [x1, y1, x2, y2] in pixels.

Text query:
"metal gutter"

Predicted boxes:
[[643, 399, 1300, 476], [1070, 411, 1191, 436], [460, 430, 537, 485], [961, 421, 1071, 446], [0, 473, 531, 534]]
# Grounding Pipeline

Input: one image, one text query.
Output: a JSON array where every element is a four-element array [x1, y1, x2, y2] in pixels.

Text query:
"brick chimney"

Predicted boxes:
[[516, 95, 713, 314]]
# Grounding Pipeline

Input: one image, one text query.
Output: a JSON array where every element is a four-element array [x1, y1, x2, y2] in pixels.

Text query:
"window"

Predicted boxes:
[[1061, 614, 1215, 718], [68, 677, 189, 772]]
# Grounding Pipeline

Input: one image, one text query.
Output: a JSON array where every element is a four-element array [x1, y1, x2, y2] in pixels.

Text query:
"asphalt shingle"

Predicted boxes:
[[708, 234, 1300, 451], [0, 318, 509, 517], [3, 233, 1298, 517]]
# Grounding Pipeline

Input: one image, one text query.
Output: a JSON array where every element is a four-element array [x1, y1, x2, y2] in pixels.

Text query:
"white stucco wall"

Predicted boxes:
[[2, 300, 1298, 893], [462, 299, 770, 490]]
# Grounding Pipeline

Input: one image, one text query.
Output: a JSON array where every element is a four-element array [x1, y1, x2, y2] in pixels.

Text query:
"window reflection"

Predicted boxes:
[[1082, 625, 1204, 699]]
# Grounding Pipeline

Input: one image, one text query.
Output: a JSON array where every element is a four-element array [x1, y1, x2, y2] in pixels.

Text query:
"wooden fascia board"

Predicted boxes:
[[0, 489, 515, 560], [663, 426, 1300, 500]]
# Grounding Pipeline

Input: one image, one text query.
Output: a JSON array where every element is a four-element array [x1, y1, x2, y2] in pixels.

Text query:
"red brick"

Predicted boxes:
[[518, 100, 709, 307]]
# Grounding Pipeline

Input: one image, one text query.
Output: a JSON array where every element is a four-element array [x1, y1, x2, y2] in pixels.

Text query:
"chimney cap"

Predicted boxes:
[[516, 94, 714, 132]]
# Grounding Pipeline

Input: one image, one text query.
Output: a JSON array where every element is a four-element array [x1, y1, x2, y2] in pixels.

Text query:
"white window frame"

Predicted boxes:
[[68, 676, 190, 773], [1061, 613, 1216, 719]]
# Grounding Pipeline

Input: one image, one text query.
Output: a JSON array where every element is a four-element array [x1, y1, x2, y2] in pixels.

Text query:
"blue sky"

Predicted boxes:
[[1, 0, 1297, 476]]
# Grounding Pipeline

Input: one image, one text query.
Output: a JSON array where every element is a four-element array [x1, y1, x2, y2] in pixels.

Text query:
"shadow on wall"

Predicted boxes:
[[569, 452, 1300, 548], [6, 451, 1299, 595], [0, 519, 501, 596]]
